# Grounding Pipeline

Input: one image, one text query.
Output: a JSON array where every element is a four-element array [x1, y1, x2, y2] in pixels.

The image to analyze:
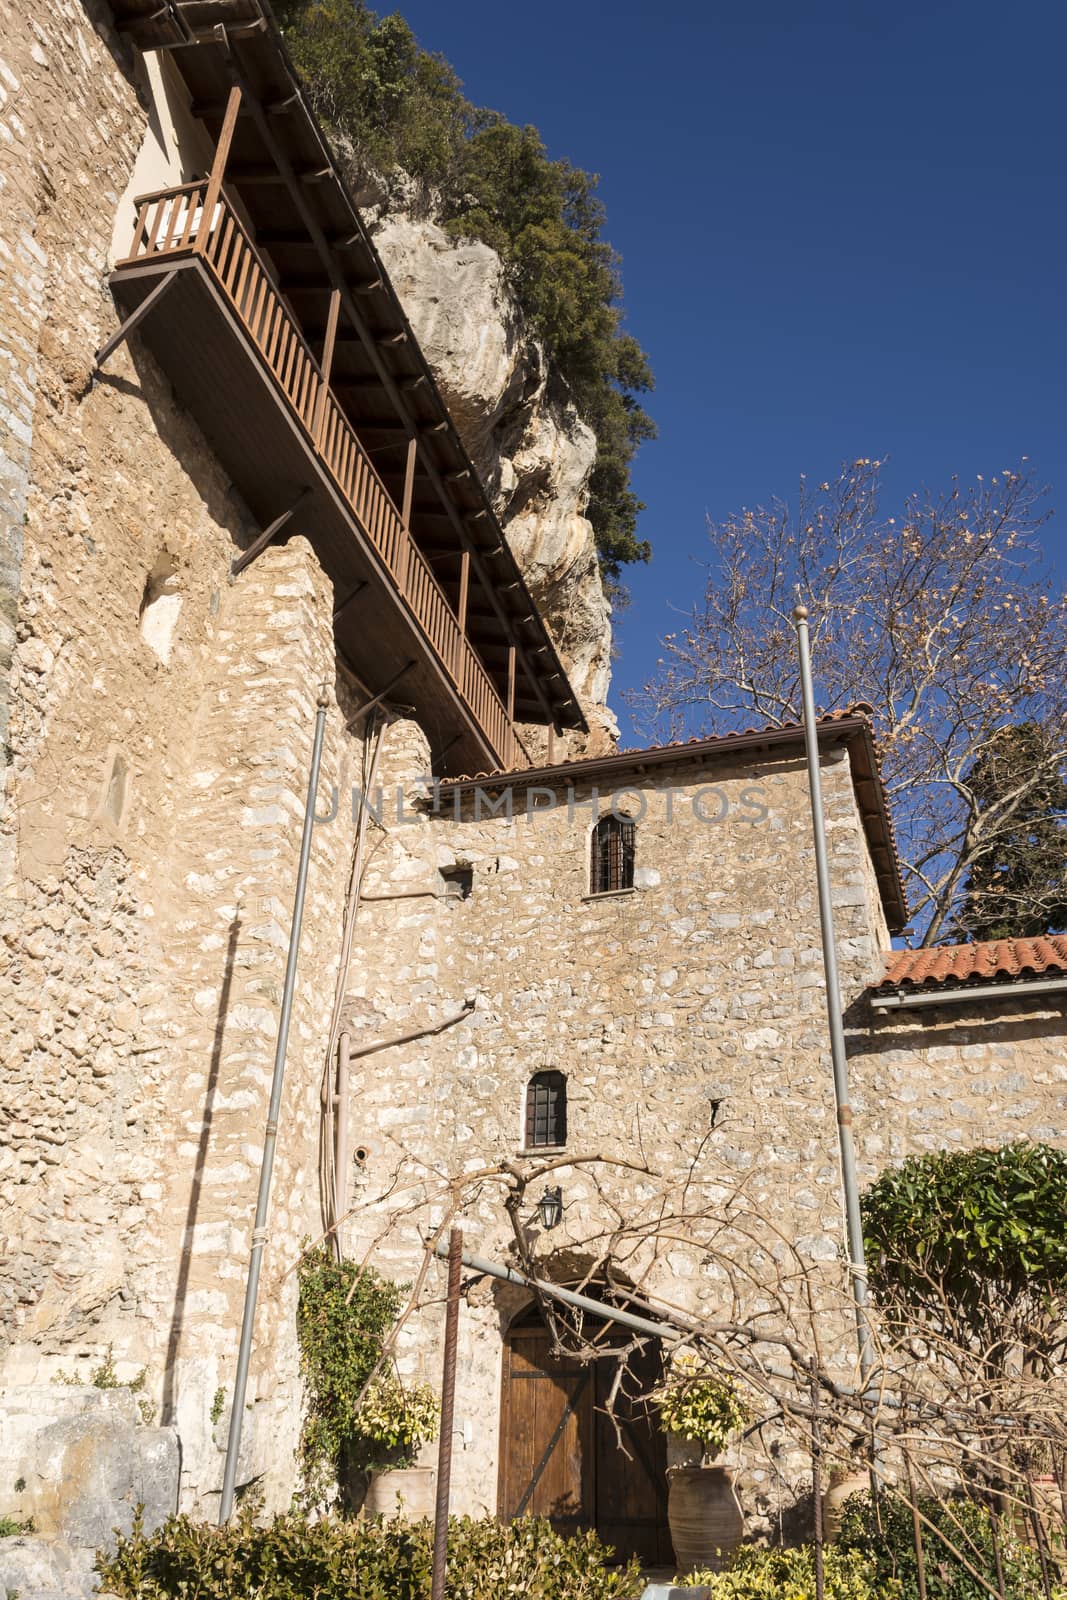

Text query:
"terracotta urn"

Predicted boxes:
[[667, 1464, 744, 1574], [821, 1467, 869, 1543], [363, 1464, 436, 1521]]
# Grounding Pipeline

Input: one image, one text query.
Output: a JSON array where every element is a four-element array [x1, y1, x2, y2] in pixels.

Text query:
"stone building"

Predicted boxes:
[[0, 0, 1064, 1589]]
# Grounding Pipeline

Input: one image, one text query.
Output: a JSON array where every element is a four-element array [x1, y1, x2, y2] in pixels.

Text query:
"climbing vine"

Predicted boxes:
[[296, 1245, 437, 1502]]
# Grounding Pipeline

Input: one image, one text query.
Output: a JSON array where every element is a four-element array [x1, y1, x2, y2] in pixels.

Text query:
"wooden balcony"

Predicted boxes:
[[110, 182, 534, 774]]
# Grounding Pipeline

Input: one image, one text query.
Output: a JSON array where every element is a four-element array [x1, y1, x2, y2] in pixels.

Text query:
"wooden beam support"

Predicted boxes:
[[401, 435, 418, 530], [312, 288, 341, 445], [457, 550, 470, 638], [224, 40, 569, 738], [201, 82, 243, 227], [333, 581, 368, 621], [255, 229, 361, 248], [190, 91, 297, 118], [280, 274, 383, 294], [230, 488, 311, 577], [344, 660, 418, 730], [228, 164, 331, 184], [506, 646, 516, 724], [94, 271, 178, 370]]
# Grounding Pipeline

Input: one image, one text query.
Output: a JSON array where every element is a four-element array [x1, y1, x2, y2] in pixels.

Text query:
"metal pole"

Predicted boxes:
[[434, 1239, 681, 1344], [430, 1229, 463, 1600], [333, 1029, 350, 1262], [791, 605, 874, 1384], [811, 1362, 825, 1600], [219, 686, 331, 1522]]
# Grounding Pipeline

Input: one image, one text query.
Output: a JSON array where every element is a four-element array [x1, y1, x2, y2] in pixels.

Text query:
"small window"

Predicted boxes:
[[590, 814, 635, 895], [525, 1070, 566, 1149]]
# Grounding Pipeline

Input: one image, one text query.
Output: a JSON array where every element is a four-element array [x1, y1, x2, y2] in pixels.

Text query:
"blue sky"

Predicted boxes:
[[392, 0, 1067, 739]]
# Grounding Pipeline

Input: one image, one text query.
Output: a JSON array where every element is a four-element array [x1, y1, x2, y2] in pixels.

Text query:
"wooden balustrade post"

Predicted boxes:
[[198, 85, 242, 250], [401, 435, 418, 530], [313, 288, 341, 447]]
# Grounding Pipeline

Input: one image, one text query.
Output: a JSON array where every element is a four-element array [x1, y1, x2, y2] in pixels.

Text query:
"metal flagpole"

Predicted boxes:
[[219, 685, 331, 1522], [791, 604, 875, 1385]]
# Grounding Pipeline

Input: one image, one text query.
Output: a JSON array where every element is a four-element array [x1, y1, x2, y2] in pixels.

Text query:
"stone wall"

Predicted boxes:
[[0, 0, 369, 1524], [851, 990, 1067, 1172], [331, 732, 1066, 1526], [334, 734, 893, 1522]]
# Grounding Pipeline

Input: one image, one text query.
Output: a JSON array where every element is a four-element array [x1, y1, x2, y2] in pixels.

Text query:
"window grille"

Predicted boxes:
[[525, 1070, 567, 1148], [590, 815, 636, 895]]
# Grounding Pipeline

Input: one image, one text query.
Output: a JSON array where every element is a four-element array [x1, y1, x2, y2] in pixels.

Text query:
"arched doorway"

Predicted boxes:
[[497, 1297, 672, 1564]]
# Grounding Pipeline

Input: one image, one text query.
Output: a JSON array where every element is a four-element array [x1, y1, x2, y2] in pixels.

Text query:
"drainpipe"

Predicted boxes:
[[791, 605, 874, 1387], [219, 685, 330, 1523], [333, 1029, 350, 1259]]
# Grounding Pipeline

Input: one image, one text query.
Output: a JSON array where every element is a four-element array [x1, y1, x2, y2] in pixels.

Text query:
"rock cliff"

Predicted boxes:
[[368, 211, 618, 754]]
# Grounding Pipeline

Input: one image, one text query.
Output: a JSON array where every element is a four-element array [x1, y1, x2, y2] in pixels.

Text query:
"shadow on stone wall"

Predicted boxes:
[[162, 908, 241, 1427]]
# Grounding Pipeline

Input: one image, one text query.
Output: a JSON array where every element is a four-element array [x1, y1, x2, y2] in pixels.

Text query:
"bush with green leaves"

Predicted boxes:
[[838, 1490, 1048, 1600], [353, 1370, 440, 1472], [683, 1542, 897, 1599], [296, 1244, 409, 1498], [652, 1351, 752, 1455], [96, 1507, 644, 1600], [861, 1142, 1067, 1372], [275, 0, 655, 580]]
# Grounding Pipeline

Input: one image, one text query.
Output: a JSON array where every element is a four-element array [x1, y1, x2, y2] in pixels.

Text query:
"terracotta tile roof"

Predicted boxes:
[[439, 704, 908, 934], [876, 936, 1067, 992], [444, 704, 879, 790]]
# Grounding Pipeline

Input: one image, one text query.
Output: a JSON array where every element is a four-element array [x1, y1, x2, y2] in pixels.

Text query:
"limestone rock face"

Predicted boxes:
[[370, 212, 617, 753]]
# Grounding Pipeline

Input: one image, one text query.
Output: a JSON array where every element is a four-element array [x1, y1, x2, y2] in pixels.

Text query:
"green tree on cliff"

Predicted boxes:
[[275, 0, 655, 581]]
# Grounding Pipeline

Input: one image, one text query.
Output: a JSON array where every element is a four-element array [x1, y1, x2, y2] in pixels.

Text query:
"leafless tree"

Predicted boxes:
[[632, 460, 1067, 944]]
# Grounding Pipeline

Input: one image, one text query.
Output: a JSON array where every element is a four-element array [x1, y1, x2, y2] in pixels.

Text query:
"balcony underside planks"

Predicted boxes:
[[110, 256, 510, 777]]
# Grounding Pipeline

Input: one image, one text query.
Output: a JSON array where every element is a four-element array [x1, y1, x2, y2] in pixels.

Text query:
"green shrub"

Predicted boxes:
[[651, 1352, 753, 1455], [683, 1542, 896, 1599], [838, 1490, 1048, 1600], [0, 1514, 36, 1537], [296, 1244, 404, 1499], [861, 1143, 1067, 1367], [275, 0, 655, 580], [96, 1507, 644, 1600]]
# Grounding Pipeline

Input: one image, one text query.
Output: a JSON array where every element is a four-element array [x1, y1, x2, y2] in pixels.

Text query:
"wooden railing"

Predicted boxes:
[[120, 183, 524, 771]]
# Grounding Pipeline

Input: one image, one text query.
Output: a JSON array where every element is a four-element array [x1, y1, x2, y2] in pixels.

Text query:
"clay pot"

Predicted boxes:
[[363, 1465, 436, 1520], [667, 1464, 744, 1574], [821, 1469, 869, 1543]]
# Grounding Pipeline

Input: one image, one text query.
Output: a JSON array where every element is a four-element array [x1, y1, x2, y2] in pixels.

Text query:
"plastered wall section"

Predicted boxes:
[[335, 731, 892, 1522], [0, 0, 369, 1515]]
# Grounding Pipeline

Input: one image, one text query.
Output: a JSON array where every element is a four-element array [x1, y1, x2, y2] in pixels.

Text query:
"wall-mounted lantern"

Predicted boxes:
[[536, 1186, 563, 1231]]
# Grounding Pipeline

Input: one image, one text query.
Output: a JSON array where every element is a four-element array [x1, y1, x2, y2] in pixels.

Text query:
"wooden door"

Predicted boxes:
[[498, 1318, 672, 1564], [498, 1323, 594, 1535], [593, 1341, 672, 1563]]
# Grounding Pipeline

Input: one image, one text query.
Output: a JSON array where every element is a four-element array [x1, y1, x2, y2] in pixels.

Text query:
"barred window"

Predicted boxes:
[[590, 814, 636, 895], [525, 1070, 567, 1148]]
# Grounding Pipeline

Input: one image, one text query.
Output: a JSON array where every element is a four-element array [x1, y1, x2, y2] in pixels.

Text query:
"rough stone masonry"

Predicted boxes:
[[0, 0, 1063, 1589]]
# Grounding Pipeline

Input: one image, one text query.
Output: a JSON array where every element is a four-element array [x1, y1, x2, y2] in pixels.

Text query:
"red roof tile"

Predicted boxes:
[[877, 936, 1067, 992]]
